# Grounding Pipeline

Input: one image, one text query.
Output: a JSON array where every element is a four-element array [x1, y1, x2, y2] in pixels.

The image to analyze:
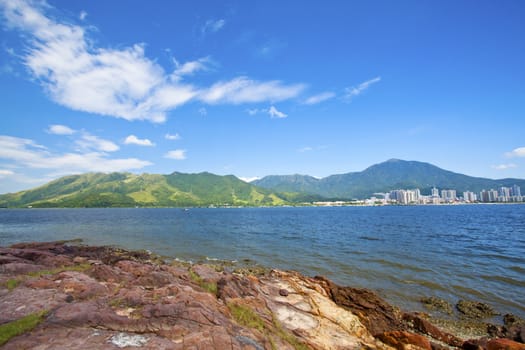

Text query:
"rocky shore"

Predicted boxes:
[[1, 241, 524, 349]]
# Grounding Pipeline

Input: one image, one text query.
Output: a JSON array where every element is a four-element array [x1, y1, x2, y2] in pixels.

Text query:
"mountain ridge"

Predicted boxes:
[[253, 159, 525, 199], [1, 159, 524, 207]]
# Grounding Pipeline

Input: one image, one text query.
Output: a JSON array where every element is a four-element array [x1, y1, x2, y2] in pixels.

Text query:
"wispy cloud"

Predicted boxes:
[[344, 77, 381, 100], [268, 106, 287, 118], [164, 149, 186, 160], [79, 10, 87, 21], [198, 107, 207, 116], [304, 92, 335, 105], [47, 124, 76, 135], [505, 147, 525, 158], [245, 106, 289, 118], [491, 163, 517, 170], [0, 135, 151, 174], [201, 19, 225, 35], [172, 56, 210, 81], [0, 169, 15, 177], [299, 146, 313, 153], [124, 135, 155, 147], [200, 77, 305, 105], [76, 133, 119, 152], [165, 133, 181, 141], [1, 1, 304, 123]]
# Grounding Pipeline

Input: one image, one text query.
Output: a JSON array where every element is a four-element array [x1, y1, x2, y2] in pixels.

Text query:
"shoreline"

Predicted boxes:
[[1, 241, 524, 349]]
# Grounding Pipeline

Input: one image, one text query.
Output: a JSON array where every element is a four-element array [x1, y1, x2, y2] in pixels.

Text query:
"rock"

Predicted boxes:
[[279, 288, 289, 296], [377, 330, 432, 350], [487, 338, 525, 350], [403, 313, 463, 347], [420, 296, 453, 315], [463, 338, 488, 350], [505, 314, 525, 327], [457, 300, 498, 319], [5, 240, 508, 349], [109, 332, 149, 348], [315, 275, 405, 335]]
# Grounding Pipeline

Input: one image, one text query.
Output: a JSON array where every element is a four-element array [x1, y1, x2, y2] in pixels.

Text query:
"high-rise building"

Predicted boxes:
[[463, 191, 477, 203], [441, 189, 456, 203], [512, 185, 522, 198], [431, 187, 439, 198]]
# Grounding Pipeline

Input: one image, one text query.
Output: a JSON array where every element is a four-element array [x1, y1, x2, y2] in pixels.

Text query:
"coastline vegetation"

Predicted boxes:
[[0, 310, 48, 346]]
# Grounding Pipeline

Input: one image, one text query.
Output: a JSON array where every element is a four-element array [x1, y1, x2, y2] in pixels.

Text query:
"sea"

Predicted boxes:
[[1, 205, 524, 318]]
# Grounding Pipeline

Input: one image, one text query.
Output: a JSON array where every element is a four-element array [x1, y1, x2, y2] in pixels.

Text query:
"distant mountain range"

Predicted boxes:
[[253, 159, 525, 199], [0, 172, 318, 208], [1, 159, 524, 208]]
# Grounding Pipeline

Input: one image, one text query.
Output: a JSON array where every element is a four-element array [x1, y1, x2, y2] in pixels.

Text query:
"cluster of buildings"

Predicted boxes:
[[373, 185, 523, 205]]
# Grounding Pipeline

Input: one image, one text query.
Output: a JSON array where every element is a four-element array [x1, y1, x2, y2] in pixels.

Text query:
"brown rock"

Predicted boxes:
[[487, 338, 525, 350], [403, 313, 463, 347], [56, 271, 108, 299], [315, 275, 405, 335], [377, 331, 432, 350], [279, 288, 289, 296]]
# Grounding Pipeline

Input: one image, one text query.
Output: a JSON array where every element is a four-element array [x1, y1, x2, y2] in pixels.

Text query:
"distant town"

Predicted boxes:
[[313, 185, 523, 206]]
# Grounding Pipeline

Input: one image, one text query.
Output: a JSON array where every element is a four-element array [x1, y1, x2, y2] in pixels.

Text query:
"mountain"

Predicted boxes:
[[0, 172, 296, 208], [253, 159, 525, 199]]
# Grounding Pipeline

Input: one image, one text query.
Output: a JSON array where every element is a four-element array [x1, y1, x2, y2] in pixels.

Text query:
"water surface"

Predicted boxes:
[[1, 205, 523, 317]]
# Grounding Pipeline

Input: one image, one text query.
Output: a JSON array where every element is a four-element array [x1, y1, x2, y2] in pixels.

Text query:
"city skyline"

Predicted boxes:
[[1, 0, 524, 194]]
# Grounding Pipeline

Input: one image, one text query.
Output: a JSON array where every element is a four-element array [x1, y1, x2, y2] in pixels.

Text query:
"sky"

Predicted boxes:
[[0, 0, 524, 194]]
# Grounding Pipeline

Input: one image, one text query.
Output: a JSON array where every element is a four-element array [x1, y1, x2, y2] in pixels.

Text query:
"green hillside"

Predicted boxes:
[[254, 159, 525, 199], [0, 172, 293, 208]]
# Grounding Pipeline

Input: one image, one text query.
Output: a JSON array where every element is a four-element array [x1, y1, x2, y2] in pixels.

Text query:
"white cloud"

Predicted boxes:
[[299, 146, 313, 153], [79, 10, 87, 21], [172, 57, 210, 80], [1, 1, 304, 123], [0, 135, 151, 174], [0, 169, 15, 177], [344, 76, 381, 100], [238, 176, 259, 183], [47, 124, 76, 135], [247, 108, 260, 116], [164, 149, 186, 160], [268, 105, 287, 118], [200, 77, 305, 104], [304, 92, 335, 105], [201, 19, 225, 35], [198, 107, 207, 116], [505, 147, 525, 158], [124, 135, 155, 147], [165, 133, 181, 140], [492, 163, 517, 170], [76, 133, 119, 152]]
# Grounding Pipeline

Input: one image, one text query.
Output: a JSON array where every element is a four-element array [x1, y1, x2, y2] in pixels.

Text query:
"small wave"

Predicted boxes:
[[358, 236, 382, 241], [205, 256, 238, 264], [480, 275, 525, 288], [510, 265, 525, 274], [402, 279, 448, 292], [363, 258, 432, 273]]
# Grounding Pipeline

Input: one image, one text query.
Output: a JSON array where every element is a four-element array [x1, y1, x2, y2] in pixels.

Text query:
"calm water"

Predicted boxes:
[[1, 205, 524, 318]]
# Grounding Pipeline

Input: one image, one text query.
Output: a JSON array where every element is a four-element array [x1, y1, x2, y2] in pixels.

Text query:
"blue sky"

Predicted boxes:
[[0, 0, 524, 193]]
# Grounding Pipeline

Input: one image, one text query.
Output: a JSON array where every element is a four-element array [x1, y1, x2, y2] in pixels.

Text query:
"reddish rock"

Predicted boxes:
[[315, 275, 405, 335], [56, 271, 108, 299], [487, 338, 525, 350], [25, 277, 57, 289], [192, 264, 223, 283], [378, 331, 432, 350], [403, 313, 463, 347], [217, 274, 257, 300], [89, 263, 132, 283]]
